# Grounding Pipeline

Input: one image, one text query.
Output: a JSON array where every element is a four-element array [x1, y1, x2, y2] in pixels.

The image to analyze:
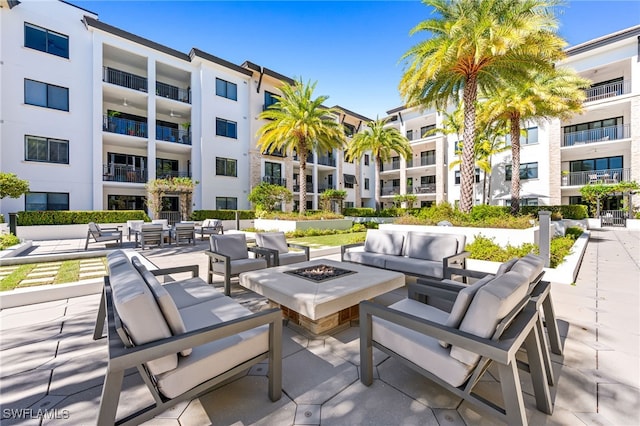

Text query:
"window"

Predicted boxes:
[[344, 123, 355, 138], [108, 195, 146, 211], [506, 126, 538, 145], [25, 79, 69, 111], [505, 162, 538, 180], [344, 150, 353, 163], [216, 157, 237, 177], [25, 192, 68, 211], [420, 124, 435, 138], [505, 198, 538, 207], [216, 197, 237, 210], [454, 169, 480, 184], [24, 23, 69, 58], [569, 196, 585, 206], [406, 129, 413, 140], [364, 178, 370, 190], [563, 117, 624, 145], [215, 118, 237, 138], [364, 154, 370, 166], [569, 156, 622, 172], [344, 201, 355, 208], [264, 91, 279, 109], [420, 150, 436, 166], [215, 78, 237, 101], [420, 175, 436, 185], [391, 156, 400, 169], [156, 158, 179, 178], [264, 162, 282, 179], [25, 135, 68, 164], [343, 174, 357, 189]]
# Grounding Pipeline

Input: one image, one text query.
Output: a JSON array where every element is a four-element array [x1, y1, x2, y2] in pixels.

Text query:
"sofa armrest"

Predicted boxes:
[[250, 246, 277, 267], [150, 265, 199, 279], [443, 251, 473, 280], [341, 242, 364, 261], [204, 250, 229, 264], [408, 281, 461, 304], [287, 243, 310, 260]]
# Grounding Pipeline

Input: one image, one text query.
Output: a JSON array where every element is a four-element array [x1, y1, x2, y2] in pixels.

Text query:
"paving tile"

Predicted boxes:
[[596, 350, 640, 388], [323, 326, 389, 367], [0, 339, 58, 378], [295, 404, 321, 425], [597, 383, 640, 426], [321, 380, 439, 426], [432, 408, 466, 426], [0, 368, 52, 408], [0, 321, 62, 351], [573, 412, 616, 426], [153, 400, 190, 419], [47, 348, 108, 395]]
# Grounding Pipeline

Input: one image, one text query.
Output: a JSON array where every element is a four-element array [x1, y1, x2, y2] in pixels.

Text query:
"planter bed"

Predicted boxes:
[[254, 218, 352, 232]]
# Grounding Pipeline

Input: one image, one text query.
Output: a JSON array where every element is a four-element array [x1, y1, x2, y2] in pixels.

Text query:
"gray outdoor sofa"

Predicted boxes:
[[341, 229, 469, 280], [93, 250, 282, 425]]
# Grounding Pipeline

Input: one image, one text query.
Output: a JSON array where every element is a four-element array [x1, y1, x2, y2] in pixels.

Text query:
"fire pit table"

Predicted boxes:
[[239, 259, 405, 335]]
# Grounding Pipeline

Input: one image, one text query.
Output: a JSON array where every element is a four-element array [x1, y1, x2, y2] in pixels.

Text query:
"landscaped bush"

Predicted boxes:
[[190, 210, 255, 221], [396, 202, 534, 229], [565, 226, 584, 239], [344, 207, 376, 217], [519, 205, 588, 220], [256, 211, 344, 221], [0, 233, 20, 250], [16, 210, 149, 226], [0, 214, 4, 223], [469, 205, 510, 221]]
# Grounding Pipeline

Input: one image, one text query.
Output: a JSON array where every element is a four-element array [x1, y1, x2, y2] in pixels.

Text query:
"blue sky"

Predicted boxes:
[[72, 0, 640, 119]]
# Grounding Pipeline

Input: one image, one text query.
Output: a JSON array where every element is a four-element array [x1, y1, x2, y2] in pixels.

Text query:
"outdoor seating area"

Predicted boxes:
[[1, 228, 638, 425]]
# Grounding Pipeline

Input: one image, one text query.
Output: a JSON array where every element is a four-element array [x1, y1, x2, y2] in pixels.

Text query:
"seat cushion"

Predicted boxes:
[[373, 298, 474, 388], [343, 248, 389, 269], [450, 271, 530, 365], [385, 256, 443, 279], [211, 234, 248, 260], [211, 257, 267, 275], [107, 254, 176, 375], [163, 277, 224, 308], [277, 251, 308, 266], [257, 232, 289, 254], [406, 233, 459, 262], [364, 230, 404, 256], [156, 297, 269, 398]]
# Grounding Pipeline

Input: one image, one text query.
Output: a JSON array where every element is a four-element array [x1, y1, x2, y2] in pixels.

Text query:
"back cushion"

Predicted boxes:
[[495, 258, 519, 276], [131, 257, 191, 356], [510, 253, 545, 283], [450, 271, 529, 365], [364, 231, 404, 255], [258, 232, 289, 254], [406, 233, 458, 261], [211, 234, 248, 260], [108, 257, 177, 375]]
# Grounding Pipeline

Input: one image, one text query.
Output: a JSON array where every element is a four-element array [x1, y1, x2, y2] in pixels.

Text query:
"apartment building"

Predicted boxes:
[[0, 0, 372, 219]]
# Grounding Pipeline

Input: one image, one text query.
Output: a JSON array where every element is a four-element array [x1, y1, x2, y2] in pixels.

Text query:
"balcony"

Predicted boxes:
[[156, 125, 191, 145], [156, 170, 191, 179], [412, 184, 436, 194], [585, 80, 630, 102], [380, 162, 401, 172], [103, 115, 148, 138], [293, 153, 314, 163], [561, 168, 630, 186], [318, 185, 335, 193], [317, 156, 336, 167], [262, 176, 287, 186], [380, 187, 400, 196], [103, 165, 147, 183], [103, 67, 147, 92], [156, 81, 190, 104], [263, 148, 286, 157], [293, 184, 313, 193], [562, 124, 630, 147]]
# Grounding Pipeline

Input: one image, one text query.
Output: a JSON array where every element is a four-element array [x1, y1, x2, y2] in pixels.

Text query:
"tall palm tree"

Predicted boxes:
[[257, 79, 344, 215], [399, 0, 565, 213], [483, 67, 589, 214], [345, 118, 412, 211]]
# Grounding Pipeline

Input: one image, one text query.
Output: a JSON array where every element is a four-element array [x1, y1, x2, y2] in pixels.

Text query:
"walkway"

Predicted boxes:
[[0, 229, 638, 424]]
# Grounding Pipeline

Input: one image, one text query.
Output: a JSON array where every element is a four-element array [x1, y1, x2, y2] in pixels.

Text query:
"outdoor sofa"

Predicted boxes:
[[341, 229, 469, 280], [93, 250, 282, 425]]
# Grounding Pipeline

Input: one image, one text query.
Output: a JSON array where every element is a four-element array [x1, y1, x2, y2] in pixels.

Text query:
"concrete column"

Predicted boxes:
[[312, 152, 318, 210], [547, 120, 562, 205], [92, 38, 104, 210], [539, 211, 551, 267], [147, 60, 157, 186]]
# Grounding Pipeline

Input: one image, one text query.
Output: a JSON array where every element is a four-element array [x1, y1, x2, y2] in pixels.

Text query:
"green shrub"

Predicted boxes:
[[350, 223, 367, 232], [469, 205, 510, 222], [255, 211, 344, 221], [550, 236, 576, 267], [0, 233, 20, 250], [344, 207, 376, 217], [190, 210, 255, 221], [17, 210, 149, 226], [565, 226, 584, 239], [519, 205, 588, 220], [0, 214, 4, 223]]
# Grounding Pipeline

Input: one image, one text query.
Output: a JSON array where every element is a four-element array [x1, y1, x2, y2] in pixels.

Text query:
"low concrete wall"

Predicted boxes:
[[379, 223, 539, 246], [346, 216, 396, 224], [0, 241, 33, 259], [627, 219, 640, 230], [254, 218, 352, 232]]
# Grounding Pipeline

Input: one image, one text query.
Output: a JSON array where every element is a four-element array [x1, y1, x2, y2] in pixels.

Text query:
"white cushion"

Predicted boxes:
[[364, 230, 404, 255], [210, 257, 267, 275], [510, 254, 545, 284], [407, 232, 466, 256], [211, 234, 249, 260], [131, 257, 191, 356], [385, 256, 443, 278], [495, 258, 519, 276], [163, 277, 224, 308], [257, 232, 289, 254], [276, 251, 308, 266], [343, 248, 388, 269], [406, 233, 459, 261]]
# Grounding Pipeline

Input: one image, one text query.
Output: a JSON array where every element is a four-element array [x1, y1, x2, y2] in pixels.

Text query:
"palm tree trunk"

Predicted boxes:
[[486, 157, 494, 205], [460, 76, 478, 213], [374, 155, 381, 211], [482, 170, 488, 205], [299, 154, 307, 215], [510, 116, 521, 216]]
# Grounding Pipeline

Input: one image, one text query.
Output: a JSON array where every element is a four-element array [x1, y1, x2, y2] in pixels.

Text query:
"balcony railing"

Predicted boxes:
[[156, 125, 191, 145], [103, 165, 147, 183], [156, 170, 191, 179], [561, 168, 630, 186], [103, 115, 148, 138], [317, 156, 336, 167], [263, 148, 286, 157], [380, 162, 401, 172], [103, 67, 147, 92], [293, 184, 313, 193], [293, 153, 315, 163], [413, 184, 436, 194], [318, 185, 335, 193], [562, 124, 630, 147], [585, 80, 630, 102], [380, 187, 401, 196], [156, 81, 190, 104], [262, 176, 286, 186]]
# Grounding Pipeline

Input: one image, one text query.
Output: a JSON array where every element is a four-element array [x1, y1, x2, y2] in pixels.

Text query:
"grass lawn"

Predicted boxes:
[[0, 258, 106, 292], [289, 232, 366, 248]]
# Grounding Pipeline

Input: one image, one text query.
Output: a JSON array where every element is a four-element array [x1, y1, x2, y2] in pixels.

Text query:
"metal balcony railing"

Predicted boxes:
[[413, 184, 436, 194], [156, 81, 190, 104], [293, 184, 313, 193], [318, 185, 335, 193], [293, 153, 314, 163], [103, 67, 147, 92], [156, 170, 191, 179], [561, 168, 629, 186], [420, 157, 436, 167], [585, 80, 630, 102], [262, 176, 287, 186], [562, 124, 630, 147], [317, 156, 336, 167], [103, 165, 147, 183], [380, 162, 401, 172], [263, 148, 286, 157], [380, 187, 401, 196], [103, 115, 148, 138], [156, 125, 191, 145]]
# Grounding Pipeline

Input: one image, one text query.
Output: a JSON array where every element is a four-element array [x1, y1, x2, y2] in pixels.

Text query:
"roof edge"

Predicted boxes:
[[190, 48, 253, 76], [566, 25, 640, 56]]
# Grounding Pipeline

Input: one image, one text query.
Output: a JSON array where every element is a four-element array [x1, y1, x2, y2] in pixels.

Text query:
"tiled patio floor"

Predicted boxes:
[[0, 229, 638, 425]]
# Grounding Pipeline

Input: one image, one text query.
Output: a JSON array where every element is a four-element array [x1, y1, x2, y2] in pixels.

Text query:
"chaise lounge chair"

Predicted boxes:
[[85, 222, 123, 250]]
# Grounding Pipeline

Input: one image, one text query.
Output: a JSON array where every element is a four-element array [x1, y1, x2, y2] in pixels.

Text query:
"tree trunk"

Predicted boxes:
[[482, 170, 488, 205], [299, 148, 308, 215], [460, 76, 478, 213], [510, 115, 522, 216], [486, 157, 494, 205], [374, 155, 382, 211]]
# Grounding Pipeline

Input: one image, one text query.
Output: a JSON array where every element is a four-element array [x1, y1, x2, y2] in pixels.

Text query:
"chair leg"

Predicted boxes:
[[224, 274, 231, 296], [497, 360, 527, 426], [536, 315, 555, 386], [268, 319, 283, 401], [359, 309, 374, 386], [542, 296, 562, 355], [93, 289, 107, 340], [524, 326, 553, 414], [96, 368, 125, 426]]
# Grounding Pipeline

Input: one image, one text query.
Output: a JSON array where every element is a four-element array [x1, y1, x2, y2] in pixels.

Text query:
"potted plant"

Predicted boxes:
[[561, 170, 570, 186], [107, 110, 120, 132], [181, 122, 191, 144]]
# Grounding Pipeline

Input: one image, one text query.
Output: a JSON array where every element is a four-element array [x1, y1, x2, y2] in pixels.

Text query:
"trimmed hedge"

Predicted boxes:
[[16, 210, 150, 226], [0, 214, 4, 223], [190, 210, 255, 220], [519, 205, 588, 220]]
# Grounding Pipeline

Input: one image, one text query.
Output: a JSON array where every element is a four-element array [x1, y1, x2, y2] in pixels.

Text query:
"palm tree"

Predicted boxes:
[[399, 0, 565, 213], [345, 118, 412, 211], [257, 79, 344, 215], [483, 67, 589, 214]]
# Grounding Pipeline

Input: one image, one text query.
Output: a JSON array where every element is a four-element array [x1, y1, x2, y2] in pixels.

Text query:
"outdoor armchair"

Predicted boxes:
[[255, 232, 310, 266], [196, 219, 224, 240], [85, 222, 122, 250], [139, 224, 164, 249], [172, 222, 196, 246], [206, 234, 267, 296], [126, 220, 145, 242]]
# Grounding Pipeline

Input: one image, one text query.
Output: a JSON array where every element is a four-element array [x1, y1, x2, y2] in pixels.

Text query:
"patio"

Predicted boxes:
[[0, 229, 638, 425]]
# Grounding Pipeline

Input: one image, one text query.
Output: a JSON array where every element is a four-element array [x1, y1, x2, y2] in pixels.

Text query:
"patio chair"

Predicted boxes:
[[196, 219, 224, 240], [172, 223, 196, 246], [85, 222, 122, 250], [360, 271, 552, 426], [139, 224, 164, 249], [205, 234, 268, 296], [255, 232, 310, 266], [126, 220, 145, 242]]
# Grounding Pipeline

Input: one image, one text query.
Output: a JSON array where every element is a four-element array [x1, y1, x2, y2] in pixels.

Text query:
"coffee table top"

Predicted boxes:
[[239, 259, 405, 320]]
